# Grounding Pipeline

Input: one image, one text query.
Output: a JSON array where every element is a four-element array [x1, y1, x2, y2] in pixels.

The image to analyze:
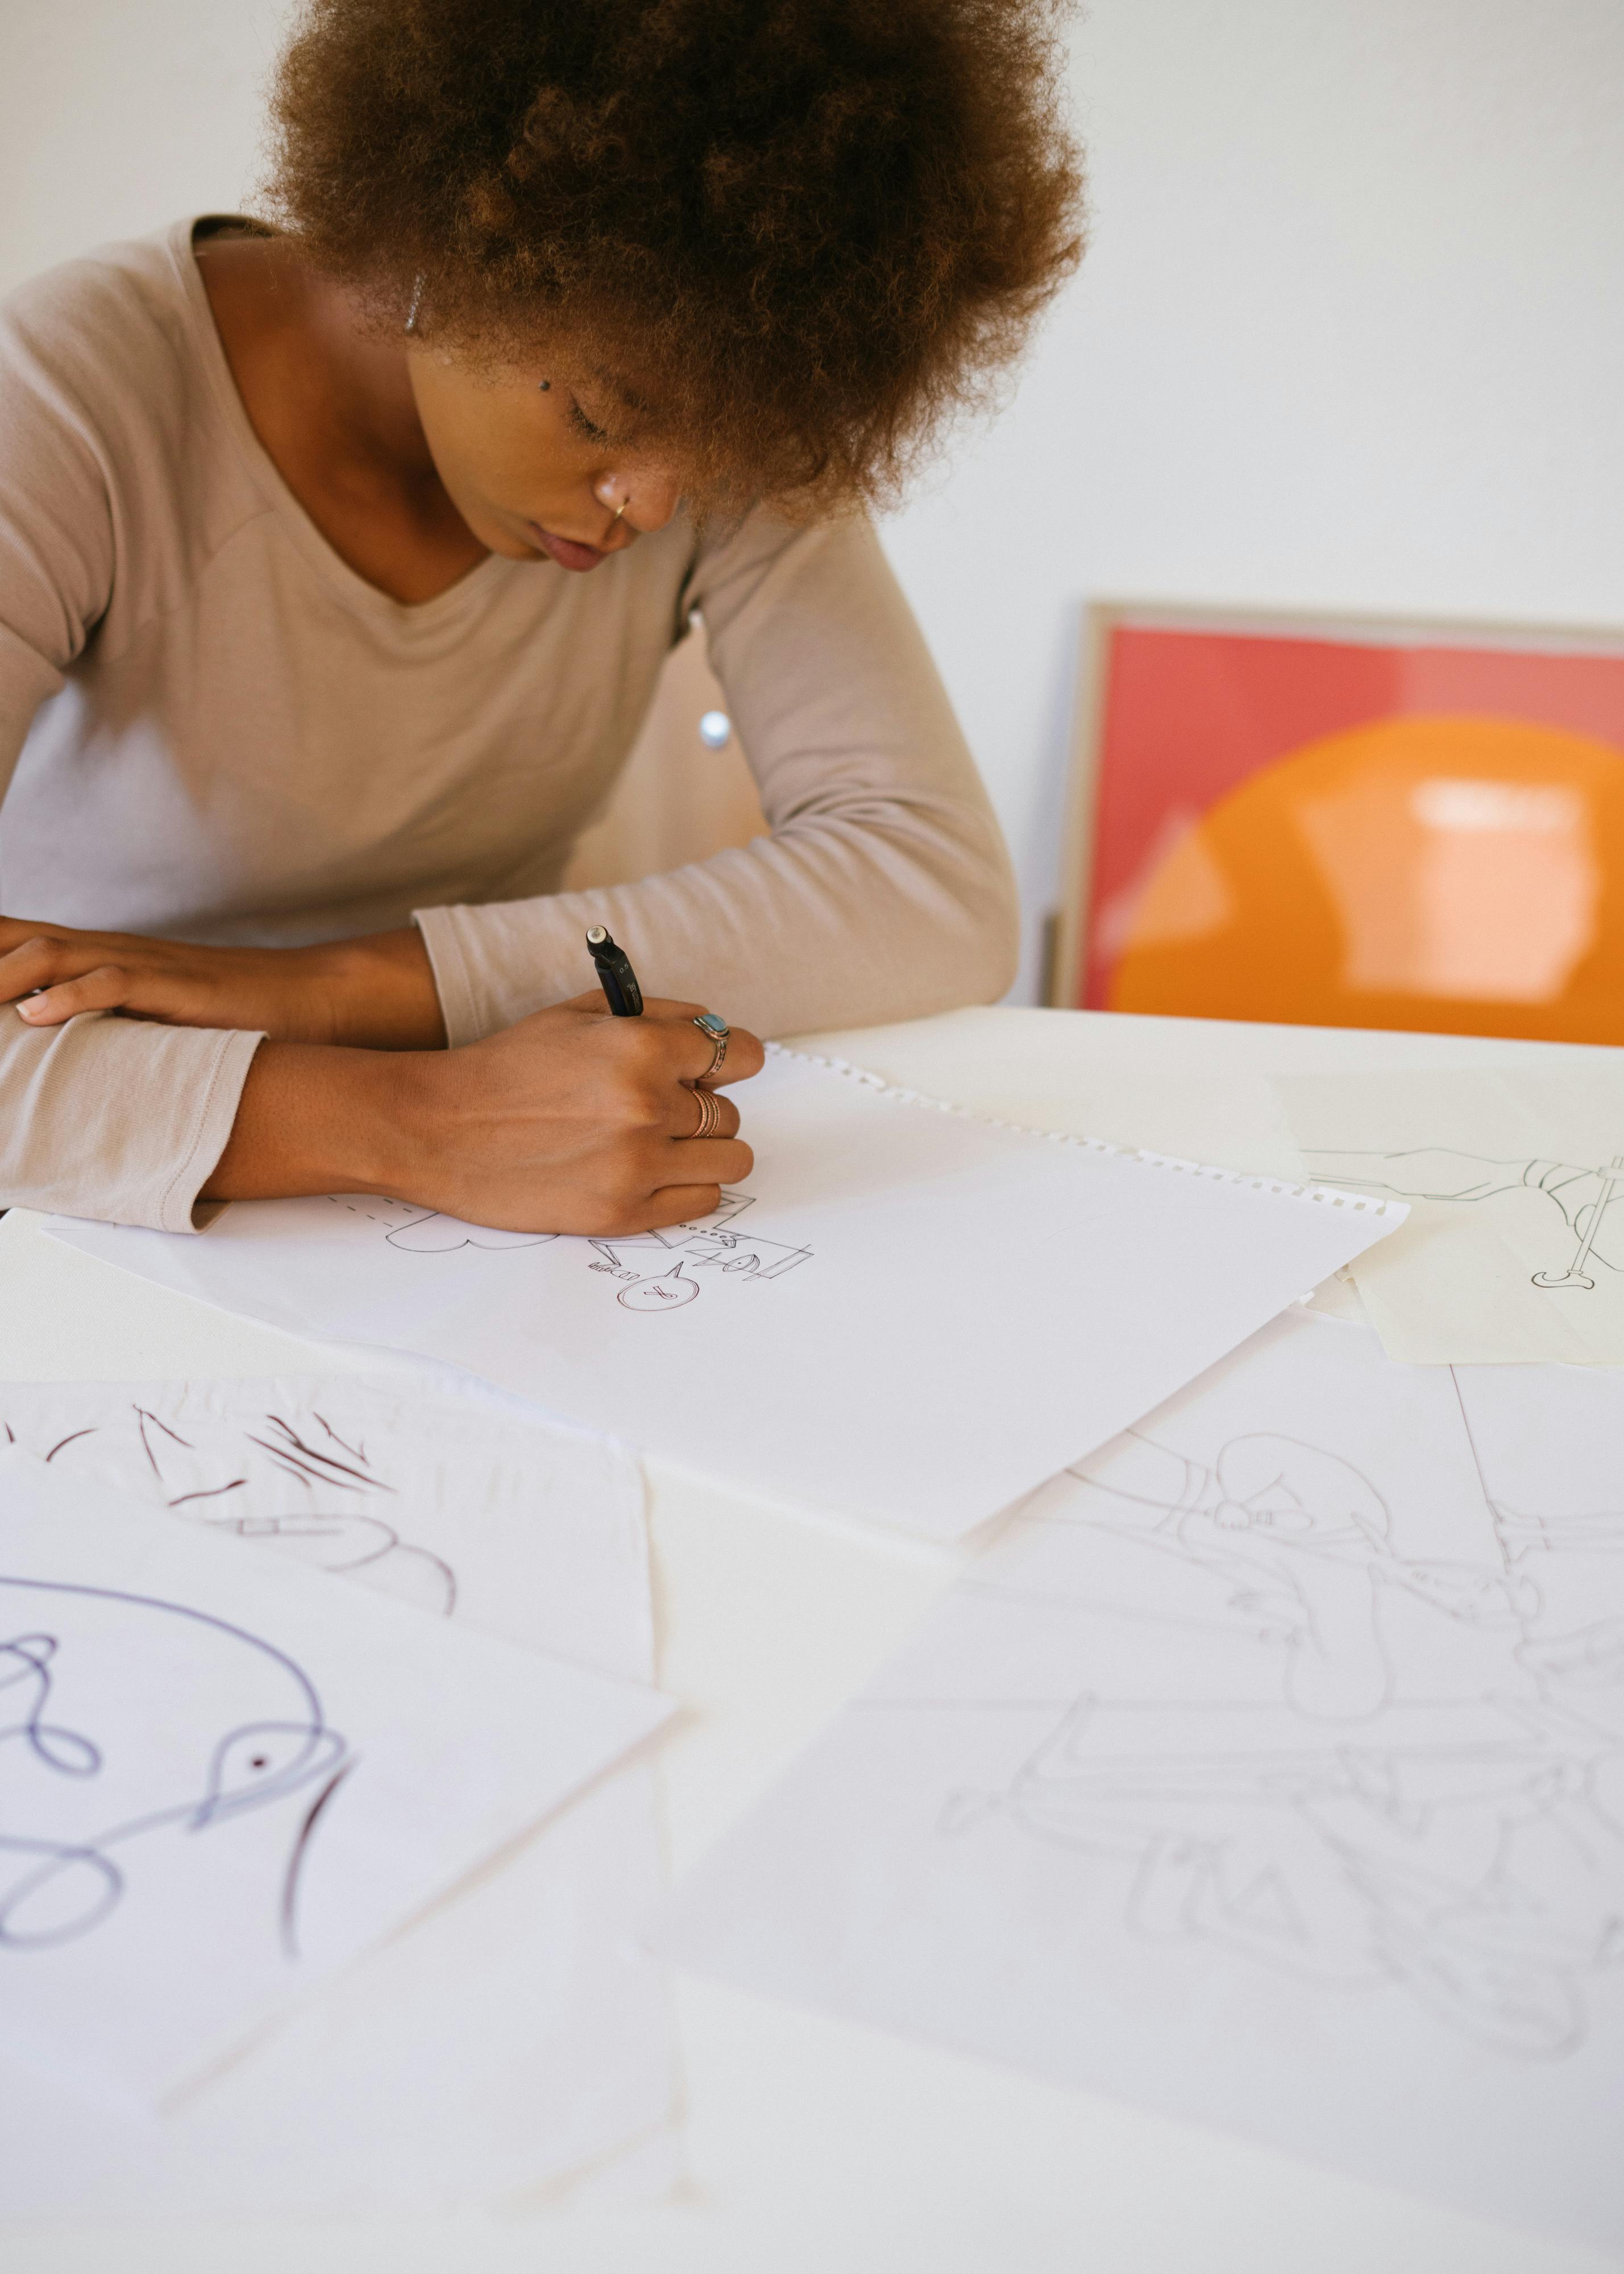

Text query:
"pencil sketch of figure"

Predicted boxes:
[[937, 1387, 1624, 2063], [16, 1405, 457, 1619], [1518, 1619, 1624, 1739], [1495, 1505, 1624, 1562], [1304, 1146, 1624, 1292], [942, 1693, 1624, 2060], [1, 1578, 349, 1957], [1053, 1430, 1529, 1721]]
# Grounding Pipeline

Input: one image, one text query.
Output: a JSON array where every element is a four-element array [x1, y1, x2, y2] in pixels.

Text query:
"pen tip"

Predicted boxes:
[[585, 925, 609, 947]]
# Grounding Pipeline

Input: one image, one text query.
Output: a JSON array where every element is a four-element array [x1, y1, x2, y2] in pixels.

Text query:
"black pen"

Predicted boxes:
[[585, 925, 644, 1017]]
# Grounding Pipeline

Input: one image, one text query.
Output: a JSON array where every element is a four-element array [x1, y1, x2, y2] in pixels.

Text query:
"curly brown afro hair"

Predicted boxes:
[[265, 0, 1085, 509]]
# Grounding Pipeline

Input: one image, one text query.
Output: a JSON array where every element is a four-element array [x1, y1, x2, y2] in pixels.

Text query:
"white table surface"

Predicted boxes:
[[4, 1005, 1618, 2274]]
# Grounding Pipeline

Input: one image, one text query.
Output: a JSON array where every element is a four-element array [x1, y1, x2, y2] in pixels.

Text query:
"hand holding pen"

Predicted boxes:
[[199, 926, 761, 1233], [586, 925, 737, 1140]]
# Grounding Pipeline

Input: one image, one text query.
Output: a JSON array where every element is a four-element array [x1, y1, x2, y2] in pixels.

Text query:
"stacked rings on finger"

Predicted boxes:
[[693, 1010, 730, 1081], [686, 1085, 725, 1140]]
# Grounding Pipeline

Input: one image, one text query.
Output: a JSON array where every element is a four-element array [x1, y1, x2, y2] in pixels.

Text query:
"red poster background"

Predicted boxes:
[[1078, 621, 1624, 1010]]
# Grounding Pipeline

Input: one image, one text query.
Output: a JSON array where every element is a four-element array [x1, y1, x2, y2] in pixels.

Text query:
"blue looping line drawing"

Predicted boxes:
[[1, 1576, 351, 1958]]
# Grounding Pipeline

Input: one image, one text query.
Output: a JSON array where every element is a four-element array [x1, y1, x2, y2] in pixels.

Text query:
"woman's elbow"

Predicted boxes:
[[903, 821, 1021, 1011], [952, 844, 1021, 1005]]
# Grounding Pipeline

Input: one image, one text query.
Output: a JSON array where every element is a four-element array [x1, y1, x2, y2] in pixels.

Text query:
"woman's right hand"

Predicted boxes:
[[202, 991, 765, 1234]]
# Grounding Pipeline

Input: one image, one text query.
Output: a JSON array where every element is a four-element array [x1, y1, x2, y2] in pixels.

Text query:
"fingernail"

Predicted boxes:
[[17, 999, 43, 1019]]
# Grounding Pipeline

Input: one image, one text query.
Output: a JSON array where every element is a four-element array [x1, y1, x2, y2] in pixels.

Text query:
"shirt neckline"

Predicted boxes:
[[171, 215, 516, 637]]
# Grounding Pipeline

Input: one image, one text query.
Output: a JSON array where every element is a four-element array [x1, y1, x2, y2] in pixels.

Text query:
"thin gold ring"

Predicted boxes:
[[683, 1085, 724, 1140], [692, 1011, 730, 1082], [609, 495, 628, 526]]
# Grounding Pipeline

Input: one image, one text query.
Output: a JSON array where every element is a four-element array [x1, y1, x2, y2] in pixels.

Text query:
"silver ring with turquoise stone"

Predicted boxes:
[[692, 1010, 730, 1082]]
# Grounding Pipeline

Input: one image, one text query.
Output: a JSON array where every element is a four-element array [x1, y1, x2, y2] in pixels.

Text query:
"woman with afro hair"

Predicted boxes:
[[0, 0, 1082, 1235]]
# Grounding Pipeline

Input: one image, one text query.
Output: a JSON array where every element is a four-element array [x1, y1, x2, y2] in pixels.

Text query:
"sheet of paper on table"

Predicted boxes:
[[49, 1048, 1406, 1541], [0, 1379, 677, 2218], [1276, 1066, 1624, 1363], [0, 1447, 670, 2117], [0, 1374, 652, 1675], [655, 1311, 1624, 2254]]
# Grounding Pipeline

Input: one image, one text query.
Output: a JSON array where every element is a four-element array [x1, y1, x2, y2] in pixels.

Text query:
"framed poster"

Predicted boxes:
[[1053, 604, 1624, 1044]]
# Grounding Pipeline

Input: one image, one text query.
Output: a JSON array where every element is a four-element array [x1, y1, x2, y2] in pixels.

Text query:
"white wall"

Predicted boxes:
[[0, 1, 291, 276], [885, 0, 1624, 995], [5, 1, 1622, 1001]]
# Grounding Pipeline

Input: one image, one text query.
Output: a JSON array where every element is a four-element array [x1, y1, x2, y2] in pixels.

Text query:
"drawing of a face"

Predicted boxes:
[[619, 1262, 700, 1313], [1199, 1436, 1389, 1548], [1, 1580, 347, 1953]]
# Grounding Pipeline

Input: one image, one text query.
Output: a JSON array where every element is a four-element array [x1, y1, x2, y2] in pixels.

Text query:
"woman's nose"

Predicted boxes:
[[598, 469, 682, 534]]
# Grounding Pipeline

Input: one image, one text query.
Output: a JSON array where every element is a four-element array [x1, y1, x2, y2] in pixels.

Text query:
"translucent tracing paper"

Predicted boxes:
[[1279, 1067, 1624, 1363]]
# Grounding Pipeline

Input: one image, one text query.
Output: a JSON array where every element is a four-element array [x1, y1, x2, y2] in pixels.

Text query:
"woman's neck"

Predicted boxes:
[[194, 229, 490, 605]]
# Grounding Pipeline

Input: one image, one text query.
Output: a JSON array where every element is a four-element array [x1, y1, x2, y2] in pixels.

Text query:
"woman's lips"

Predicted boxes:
[[527, 522, 608, 572]]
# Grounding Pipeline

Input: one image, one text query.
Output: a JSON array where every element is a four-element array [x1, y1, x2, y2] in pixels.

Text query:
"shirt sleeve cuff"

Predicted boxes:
[[164, 1026, 265, 1232], [2, 1013, 265, 1234], [413, 905, 487, 1050]]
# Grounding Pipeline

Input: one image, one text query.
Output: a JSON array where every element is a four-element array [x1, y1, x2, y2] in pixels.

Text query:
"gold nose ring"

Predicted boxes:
[[609, 495, 628, 526]]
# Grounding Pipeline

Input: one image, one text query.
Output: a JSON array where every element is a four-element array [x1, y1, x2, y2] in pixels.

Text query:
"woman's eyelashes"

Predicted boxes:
[[568, 397, 611, 445]]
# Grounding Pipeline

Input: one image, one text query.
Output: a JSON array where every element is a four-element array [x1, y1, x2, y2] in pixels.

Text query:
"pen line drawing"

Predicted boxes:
[[2, 1575, 350, 1958], [899, 1380, 1624, 2064], [4, 1401, 459, 1620], [332, 1189, 815, 1313], [1304, 1145, 1624, 1294], [618, 1259, 699, 1312], [279, 1755, 359, 1960], [43, 1431, 95, 1465], [1534, 1156, 1624, 1290]]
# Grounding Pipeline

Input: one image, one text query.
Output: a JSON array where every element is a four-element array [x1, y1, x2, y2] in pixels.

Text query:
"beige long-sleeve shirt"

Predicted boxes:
[[0, 219, 1017, 1230]]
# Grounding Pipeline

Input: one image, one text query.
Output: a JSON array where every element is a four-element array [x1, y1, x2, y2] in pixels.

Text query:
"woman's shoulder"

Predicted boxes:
[[684, 501, 891, 626], [0, 219, 223, 466]]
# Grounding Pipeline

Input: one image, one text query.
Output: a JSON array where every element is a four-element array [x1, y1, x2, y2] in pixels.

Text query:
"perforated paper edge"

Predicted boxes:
[[767, 1044, 1407, 1223]]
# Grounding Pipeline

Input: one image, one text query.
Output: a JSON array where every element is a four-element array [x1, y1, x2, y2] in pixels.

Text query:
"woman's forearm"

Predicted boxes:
[[200, 1041, 420, 1199], [315, 926, 448, 1048], [199, 996, 763, 1235], [0, 918, 447, 1050]]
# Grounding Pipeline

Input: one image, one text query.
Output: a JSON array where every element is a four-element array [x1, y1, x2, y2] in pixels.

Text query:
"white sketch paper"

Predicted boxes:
[[0, 1449, 671, 2108], [656, 1313, 1624, 2252], [0, 1379, 677, 2216], [49, 1049, 1405, 1540], [0, 1375, 651, 1675], [0, 1768, 674, 2220], [1277, 1067, 1624, 1363]]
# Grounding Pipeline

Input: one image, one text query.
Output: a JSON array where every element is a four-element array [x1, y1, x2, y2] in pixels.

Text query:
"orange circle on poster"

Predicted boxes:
[[1107, 715, 1624, 1042]]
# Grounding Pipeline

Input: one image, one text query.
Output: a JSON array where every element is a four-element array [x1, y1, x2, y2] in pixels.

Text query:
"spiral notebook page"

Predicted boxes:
[[51, 1049, 1406, 1540]]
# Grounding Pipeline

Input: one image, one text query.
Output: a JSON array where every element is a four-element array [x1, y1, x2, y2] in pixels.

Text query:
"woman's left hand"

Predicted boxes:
[[0, 917, 447, 1049]]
